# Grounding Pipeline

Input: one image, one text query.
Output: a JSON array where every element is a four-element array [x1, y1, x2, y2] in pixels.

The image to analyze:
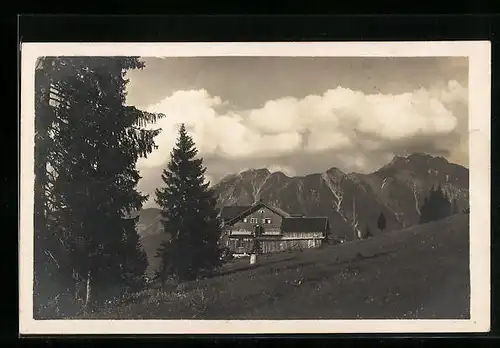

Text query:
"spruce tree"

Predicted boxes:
[[419, 185, 452, 224], [35, 57, 163, 314], [377, 212, 386, 233], [155, 124, 223, 282], [34, 57, 78, 317], [434, 185, 452, 220], [419, 196, 430, 223]]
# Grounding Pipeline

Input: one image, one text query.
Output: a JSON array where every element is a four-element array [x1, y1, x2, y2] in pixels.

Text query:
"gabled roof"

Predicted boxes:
[[220, 206, 252, 221], [225, 201, 291, 225], [281, 216, 329, 233]]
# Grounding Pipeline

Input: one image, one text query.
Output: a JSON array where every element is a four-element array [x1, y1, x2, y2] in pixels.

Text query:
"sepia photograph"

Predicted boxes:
[[19, 42, 490, 334]]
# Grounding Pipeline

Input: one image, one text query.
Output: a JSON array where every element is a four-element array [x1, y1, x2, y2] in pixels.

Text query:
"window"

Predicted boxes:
[[259, 209, 265, 214], [250, 218, 258, 224], [264, 218, 272, 224], [243, 218, 248, 223]]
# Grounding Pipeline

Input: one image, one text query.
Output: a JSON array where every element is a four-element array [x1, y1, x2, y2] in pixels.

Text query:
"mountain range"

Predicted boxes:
[[138, 153, 469, 273]]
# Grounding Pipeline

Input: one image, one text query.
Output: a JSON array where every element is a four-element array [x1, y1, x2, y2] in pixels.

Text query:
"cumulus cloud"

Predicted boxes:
[[138, 81, 466, 174], [137, 89, 303, 169], [247, 84, 465, 150]]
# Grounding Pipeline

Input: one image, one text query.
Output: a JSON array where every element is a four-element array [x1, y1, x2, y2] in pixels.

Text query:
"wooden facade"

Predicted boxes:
[[220, 201, 329, 255]]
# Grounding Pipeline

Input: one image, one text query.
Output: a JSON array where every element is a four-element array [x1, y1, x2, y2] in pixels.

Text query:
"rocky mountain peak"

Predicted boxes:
[[142, 153, 468, 241], [324, 166, 346, 180], [139, 153, 469, 275], [238, 168, 270, 177]]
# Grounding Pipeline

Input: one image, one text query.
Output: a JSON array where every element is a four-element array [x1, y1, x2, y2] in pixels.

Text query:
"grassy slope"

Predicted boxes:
[[90, 213, 470, 320], [140, 233, 169, 276]]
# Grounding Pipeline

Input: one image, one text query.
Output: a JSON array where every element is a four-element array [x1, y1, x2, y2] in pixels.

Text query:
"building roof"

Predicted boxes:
[[224, 200, 291, 225], [280, 217, 329, 233], [220, 206, 252, 221], [221, 201, 330, 234]]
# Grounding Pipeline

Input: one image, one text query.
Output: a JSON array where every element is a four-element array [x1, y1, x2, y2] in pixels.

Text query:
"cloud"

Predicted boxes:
[[247, 84, 465, 147], [137, 89, 303, 169], [137, 80, 467, 182]]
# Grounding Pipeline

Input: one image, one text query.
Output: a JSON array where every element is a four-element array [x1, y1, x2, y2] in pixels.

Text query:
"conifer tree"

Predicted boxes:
[[155, 124, 223, 282], [419, 185, 452, 224], [377, 212, 386, 233], [419, 195, 430, 223], [34, 57, 163, 314]]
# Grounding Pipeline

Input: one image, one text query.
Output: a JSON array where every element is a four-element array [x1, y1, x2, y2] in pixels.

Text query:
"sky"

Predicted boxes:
[[124, 57, 469, 208]]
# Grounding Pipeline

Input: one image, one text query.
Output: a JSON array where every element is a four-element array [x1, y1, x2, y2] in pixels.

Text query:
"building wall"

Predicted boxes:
[[260, 238, 323, 254], [281, 231, 324, 239], [226, 237, 255, 254], [223, 205, 327, 255], [230, 206, 284, 235], [226, 233, 325, 255]]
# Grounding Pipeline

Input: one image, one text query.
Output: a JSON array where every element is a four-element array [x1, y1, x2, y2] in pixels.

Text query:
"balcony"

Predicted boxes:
[[261, 228, 282, 236], [230, 229, 253, 236]]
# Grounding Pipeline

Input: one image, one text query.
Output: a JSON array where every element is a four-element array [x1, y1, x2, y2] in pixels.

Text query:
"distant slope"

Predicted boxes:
[[89, 213, 470, 320], [141, 233, 170, 276], [136, 153, 469, 274], [136, 208, 163, 237], [213, 153, 469, 240], [353, 153, 469, 227], [135, 208, 169, 275]]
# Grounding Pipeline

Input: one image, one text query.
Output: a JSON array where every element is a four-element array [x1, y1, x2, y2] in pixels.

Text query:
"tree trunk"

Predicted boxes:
[[84, 270, 92, 312]]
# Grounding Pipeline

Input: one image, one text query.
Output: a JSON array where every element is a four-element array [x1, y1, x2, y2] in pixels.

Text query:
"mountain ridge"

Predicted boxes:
[[212, 153, 468, 238], [138, 153, 469, 274]]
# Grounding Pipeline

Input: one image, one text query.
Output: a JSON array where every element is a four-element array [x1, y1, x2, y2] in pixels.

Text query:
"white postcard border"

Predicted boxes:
[[19, 41, 491, 335]]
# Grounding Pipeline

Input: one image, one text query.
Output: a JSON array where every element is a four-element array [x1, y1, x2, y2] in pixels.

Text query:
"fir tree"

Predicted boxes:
[[34, 57, 78, 317], [377, 212, 386, 233], [419, 185, 453, 224], [419, 196, 430, 223], [155, 124, 223, 282], [35, 57, 163, 314]]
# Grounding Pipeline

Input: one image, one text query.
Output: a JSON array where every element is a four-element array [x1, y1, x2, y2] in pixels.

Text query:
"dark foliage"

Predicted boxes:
[[155, 124, 223, 282], [33, 57, 163, 317], [419, 185, 453, 224], [377, 212, 386, 233]]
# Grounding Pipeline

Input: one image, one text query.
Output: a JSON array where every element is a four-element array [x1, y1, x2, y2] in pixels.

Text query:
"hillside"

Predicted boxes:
[[135, 208, 170, 275], [213, 153, 469, 240], [136, 153, 469, 275], [90, 213, 470, 320], [136, 208, 163, 237]]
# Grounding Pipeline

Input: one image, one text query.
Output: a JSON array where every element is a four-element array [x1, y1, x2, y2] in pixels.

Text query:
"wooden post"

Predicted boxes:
[[250, 225, 260, 265], [250, 253, 257, 265]]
